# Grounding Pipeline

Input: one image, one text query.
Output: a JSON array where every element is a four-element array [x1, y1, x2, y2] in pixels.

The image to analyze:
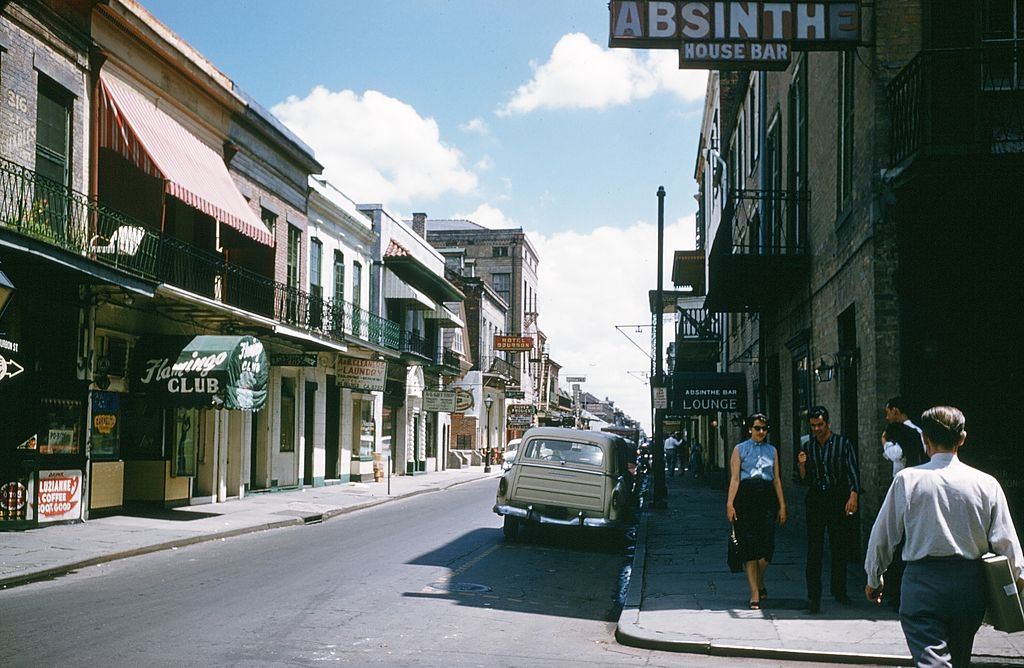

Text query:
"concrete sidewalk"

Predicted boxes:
[[617, 472, 1024, 666], [0, 466, 498, 589]]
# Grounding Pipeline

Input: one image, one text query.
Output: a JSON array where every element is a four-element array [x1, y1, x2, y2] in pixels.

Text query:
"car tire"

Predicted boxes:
[[502, 515, 520, 541]]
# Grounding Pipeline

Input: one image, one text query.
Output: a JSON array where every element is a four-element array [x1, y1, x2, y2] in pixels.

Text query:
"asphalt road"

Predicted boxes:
[[0, 478, 877, 667]]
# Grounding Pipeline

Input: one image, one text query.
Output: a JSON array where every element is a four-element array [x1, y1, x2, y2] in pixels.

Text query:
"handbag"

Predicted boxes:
[[983, 553, 1024, 633], [727, 526, 743, 573]]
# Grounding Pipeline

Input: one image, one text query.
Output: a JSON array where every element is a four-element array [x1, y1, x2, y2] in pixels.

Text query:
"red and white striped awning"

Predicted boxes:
[[98, 73, 274, 248]]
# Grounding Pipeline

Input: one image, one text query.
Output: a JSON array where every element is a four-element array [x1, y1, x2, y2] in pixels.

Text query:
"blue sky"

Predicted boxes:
[[143, 0, 707, 429]]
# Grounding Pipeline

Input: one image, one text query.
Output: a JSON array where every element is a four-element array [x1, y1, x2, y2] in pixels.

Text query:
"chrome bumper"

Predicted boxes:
[[492, 503, 620, 529]]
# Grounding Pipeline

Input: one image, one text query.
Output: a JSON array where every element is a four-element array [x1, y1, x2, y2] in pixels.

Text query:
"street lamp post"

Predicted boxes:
[[652, 186, 668, 510], [484, 394, 494, 473]]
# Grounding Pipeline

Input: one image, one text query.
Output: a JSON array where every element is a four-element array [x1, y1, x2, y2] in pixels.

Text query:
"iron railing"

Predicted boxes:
[[677, 308, 722, 341], [401, 331, 435, 360], [889, 45, 1024, 166], [721, 188, 809, 256], [441, 347, 461, 369], [0, 156, 403, 351]]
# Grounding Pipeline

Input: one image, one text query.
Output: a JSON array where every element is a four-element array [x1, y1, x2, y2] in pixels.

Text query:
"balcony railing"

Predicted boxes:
[[0, 156, 402, 351], [719, 189, 808, 257], [677, 308, 721, 341], [401, 331, 435, 360], [889, 45, 1024, 167]]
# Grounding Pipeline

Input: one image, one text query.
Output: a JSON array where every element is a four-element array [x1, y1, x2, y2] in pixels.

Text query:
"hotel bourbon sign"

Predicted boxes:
[[609, 1, 861, 70]]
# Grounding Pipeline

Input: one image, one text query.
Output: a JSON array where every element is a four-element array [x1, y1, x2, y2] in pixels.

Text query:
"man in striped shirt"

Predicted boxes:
[[797, 405, 861, 613]]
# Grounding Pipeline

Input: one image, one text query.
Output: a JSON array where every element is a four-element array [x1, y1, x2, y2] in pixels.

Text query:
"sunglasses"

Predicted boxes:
[[751, 425, 769, 432]]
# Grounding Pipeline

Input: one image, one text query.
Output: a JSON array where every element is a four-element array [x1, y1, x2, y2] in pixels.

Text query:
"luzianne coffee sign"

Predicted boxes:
[[609, 1, 860, 70]]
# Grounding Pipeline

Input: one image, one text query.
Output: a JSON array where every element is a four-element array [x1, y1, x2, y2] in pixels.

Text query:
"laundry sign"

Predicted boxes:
[[37, 469, 82, 523], [336, 357, 387, 392]]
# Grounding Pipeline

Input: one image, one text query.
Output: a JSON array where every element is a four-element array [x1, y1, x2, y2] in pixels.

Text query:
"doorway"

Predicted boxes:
[[325, 376, 340, 480], [303, 381, 317, 486]]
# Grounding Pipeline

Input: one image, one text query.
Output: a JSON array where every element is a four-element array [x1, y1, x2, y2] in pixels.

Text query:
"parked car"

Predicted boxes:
[[501, 438, 521, 471], [493, 427, 635, 540]]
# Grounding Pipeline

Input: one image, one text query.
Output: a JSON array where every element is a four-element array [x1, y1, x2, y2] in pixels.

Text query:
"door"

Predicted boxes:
[[303, 381, 317, 486], [249, 409, 262, 490], [325, 376, 340, 479]]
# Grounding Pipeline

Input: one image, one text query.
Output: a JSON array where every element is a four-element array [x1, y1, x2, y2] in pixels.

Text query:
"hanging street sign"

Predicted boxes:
[[494, 335, 534, 352], [0, 353, 24, 382], [504, 389, 525, 399], [565, 375, 587, 383], [609, 1, 861, 70], [423, 389, 458, 412]]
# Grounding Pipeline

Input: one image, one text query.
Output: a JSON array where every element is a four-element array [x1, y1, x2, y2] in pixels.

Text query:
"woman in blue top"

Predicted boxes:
[[726, 413, 788, 610]]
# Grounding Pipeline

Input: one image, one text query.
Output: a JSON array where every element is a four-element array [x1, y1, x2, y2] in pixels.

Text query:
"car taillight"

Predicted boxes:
[[612, 490, 620, 509], [498, 477, 508, 496]]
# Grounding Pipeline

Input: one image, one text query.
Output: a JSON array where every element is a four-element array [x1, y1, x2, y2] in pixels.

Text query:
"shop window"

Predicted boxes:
[[38, 398, 82, 455], [280, 377, 296, 452], [122, 396, 165, 460], [89, 391, 121, 461], [171, 407, 198, 477]]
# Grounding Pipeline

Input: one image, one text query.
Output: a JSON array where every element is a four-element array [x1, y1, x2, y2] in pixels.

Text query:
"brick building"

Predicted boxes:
[[688, 1, 1024, 525]]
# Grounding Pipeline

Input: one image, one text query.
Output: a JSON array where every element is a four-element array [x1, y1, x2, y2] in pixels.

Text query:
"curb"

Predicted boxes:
[[0, 474, 496, 590]]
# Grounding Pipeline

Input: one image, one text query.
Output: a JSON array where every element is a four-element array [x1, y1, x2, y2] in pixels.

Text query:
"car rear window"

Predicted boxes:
[[522, 438, 604, 467]]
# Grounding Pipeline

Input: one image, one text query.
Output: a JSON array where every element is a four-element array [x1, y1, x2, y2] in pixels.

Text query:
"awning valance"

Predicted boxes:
[[383, 270, 436, 311], [425, 303, 464, 328], [131, 335, 268, 411], [382, 246, 463, 302], [98, 74, 274, 248]]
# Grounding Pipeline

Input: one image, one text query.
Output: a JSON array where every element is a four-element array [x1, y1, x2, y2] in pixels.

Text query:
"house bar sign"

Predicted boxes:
[[609, 1, 861, 70], [423, 389, 457, 413], [336, 357, 387, 392], [494, 335, 534, 352]]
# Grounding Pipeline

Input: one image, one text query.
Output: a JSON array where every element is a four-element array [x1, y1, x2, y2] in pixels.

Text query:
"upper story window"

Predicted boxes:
[[352, 261, 363, 309], [35, 75, 73, 190], [788, 56, 809, 247], [261, 207, 278, 233], [492, 246, 509, 257], [492, 272, 511, 305], [746, 77, 760, 174], [309, 238, 323, 289], [286, 224, 301, 290], [983, 0, 1024, 89], [333, 250, 345, 303]]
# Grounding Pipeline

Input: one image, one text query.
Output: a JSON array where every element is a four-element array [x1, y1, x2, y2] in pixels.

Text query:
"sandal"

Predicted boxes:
[[749, 600, 760, 610], [759, 587, 768, 600]]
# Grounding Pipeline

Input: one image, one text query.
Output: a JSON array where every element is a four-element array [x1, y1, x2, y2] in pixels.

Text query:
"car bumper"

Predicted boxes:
[[492, 503, 623, 529]]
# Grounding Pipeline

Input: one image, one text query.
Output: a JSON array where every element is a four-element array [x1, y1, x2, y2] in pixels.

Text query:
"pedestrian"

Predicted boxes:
[[680, 433, 691, 472], [865, 406, 1024, 668], [664, 431, 680, 477], [726, 413, 787, 610], [797, 405, 861, 613], [689, 438, 703, 477], [879, 396, 925, 609]]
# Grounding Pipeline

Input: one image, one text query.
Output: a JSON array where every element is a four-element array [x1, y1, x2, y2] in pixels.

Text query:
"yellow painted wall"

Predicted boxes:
[[90, 461, 124, 509]]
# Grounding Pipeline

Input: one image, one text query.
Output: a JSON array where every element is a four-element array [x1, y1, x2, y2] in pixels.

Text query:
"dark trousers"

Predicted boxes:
[[884, 539, 907, 608], [900, 559, 987, 668], [665, 449, 678, 475], [804, 488, 850, 603]]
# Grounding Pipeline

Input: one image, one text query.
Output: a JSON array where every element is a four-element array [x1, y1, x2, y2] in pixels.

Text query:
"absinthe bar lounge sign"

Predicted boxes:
[[674, 372, 747, 414], [609, 1, 861, 70]]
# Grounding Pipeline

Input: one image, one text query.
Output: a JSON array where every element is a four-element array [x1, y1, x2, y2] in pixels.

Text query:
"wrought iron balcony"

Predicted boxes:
[[889, 45, 1024, 169], [401, 330, 435, 360], [677, 307, 721, 341], [434, 346, 462, 374], [705, 188, 809, 311], [0, 156, 402, 351]]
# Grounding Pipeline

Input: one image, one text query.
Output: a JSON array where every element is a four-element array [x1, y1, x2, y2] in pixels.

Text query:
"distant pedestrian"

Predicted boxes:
[[726, 413, 787, 610], [797, 405, 861, 614], [689, 438, 703, 477], [865, 406, 1024, 668], [664, 431, 680, 477], [878, 396, 925, 609]]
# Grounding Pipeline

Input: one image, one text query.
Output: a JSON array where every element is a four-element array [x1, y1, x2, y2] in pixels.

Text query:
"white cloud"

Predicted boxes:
[[271, 86, 477, 205], [475, 155, 495, 171], [460, 117, 490, 135], [453, 203, 517, 229], [530, 215, 696, 433], [498, 33, 707, 116]]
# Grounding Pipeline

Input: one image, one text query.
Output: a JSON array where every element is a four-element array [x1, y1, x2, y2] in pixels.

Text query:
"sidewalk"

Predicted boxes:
[[617, 472, 1024, 666], [0, 466, 497, 589]]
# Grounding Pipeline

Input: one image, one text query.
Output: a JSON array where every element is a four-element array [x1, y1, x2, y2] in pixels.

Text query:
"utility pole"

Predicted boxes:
[[652, 186, 668, 509]]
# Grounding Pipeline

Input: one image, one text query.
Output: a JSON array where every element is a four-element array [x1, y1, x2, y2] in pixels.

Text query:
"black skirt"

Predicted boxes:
[[734, 477, 777, 563]]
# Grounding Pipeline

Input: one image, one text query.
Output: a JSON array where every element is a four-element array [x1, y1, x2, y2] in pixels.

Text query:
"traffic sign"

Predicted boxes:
[[0, 354, 25, 383]]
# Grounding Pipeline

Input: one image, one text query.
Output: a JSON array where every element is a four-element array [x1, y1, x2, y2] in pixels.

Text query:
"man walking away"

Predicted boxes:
[[865, 406, 1023, 668], [663, 431, 679, 477], [879, 396, 925, 609], [690, 438, 703, 477], [797, 405, 861, 613]]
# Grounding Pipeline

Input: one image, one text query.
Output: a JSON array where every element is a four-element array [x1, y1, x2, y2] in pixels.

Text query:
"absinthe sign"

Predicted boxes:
[[674, 372, 747, 414], [609, 1, 860, 69]]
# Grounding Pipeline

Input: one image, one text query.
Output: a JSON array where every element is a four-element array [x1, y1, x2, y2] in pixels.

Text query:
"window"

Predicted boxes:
[[261, 207, 277, 233], [788, 57, 808, 249], [983, 0, 1024, 89], [352, 262, 363, 310], [333, 251, 345, 303], [837, 51, 855, 213], [492, 272, 511, 304], [492, 246, 508, 257], [35, 76, 72, 189], [285, 224, 301, 322], [765, 115, 782, 252], [309, 237, 323, 328], [747, 76, 760, 172]]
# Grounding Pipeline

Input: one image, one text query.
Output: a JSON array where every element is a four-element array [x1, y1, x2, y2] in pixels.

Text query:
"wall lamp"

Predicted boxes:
[[813, 349, 859, 383]]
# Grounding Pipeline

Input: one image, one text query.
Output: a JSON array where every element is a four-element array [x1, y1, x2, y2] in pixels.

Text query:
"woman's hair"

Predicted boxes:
[[746, 412, 769, 430], [919, 406, 966, 449]]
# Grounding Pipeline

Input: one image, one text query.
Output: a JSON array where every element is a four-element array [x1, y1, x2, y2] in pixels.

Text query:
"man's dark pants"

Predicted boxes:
[[900, 558, 986, 668], [805, 488, 851, 604]]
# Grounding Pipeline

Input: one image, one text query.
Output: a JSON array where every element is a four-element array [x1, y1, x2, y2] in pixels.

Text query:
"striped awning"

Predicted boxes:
[[425, 303, 464, 328], [383, 270, 436, 311], [98, 73, 274, 248]]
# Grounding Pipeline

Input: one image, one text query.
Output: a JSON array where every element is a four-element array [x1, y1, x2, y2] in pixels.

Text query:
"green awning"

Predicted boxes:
[[132, 335, 268, 411]]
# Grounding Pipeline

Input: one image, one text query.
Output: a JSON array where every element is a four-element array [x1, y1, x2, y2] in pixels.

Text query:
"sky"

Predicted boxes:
[[142, 0, 708, 432]]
